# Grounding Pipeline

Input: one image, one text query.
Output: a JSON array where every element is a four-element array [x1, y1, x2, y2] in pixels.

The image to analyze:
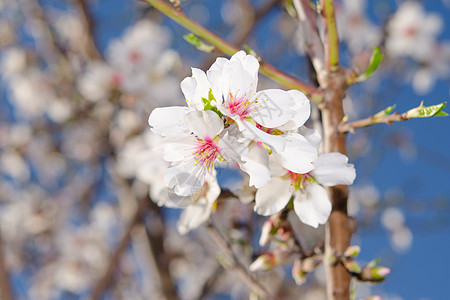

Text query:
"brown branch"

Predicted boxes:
[[89, 196, 149, 300], [142, 201, 179, 300], [73, 0, 102, 60], [292, 0, 325, 81], [0, 231, 14, 300], [206, 222, 274, 300], [338, 112, 408, 133], [321, 69, 354, 300]]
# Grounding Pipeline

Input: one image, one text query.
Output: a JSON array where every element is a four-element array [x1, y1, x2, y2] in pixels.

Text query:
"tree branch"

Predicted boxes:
[[339, 112, 409, 133], [89, 195, 149, 300], [142, 0, 323, 102], [206, 222, 274, 300], [0, 231, 14, 300], [73, 0, 102, 60], [319, 0, 340, 72], [292, 0, 325, 81]]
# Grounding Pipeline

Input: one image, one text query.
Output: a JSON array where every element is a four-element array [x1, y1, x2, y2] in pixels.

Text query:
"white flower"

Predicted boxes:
[[255, 152, 356, 228], [106, 20, 170, 72], [78, 62, 123, 102], [386, 1, 443, 61], [336, 0, 381, 53], [180, 51, 317, 178], [149, 108, 225, 199]]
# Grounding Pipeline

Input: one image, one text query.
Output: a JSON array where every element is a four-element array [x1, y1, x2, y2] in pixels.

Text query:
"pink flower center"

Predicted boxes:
[[192, 137, 220, 172], [288, 171, 315, 191], [129, 50, 141, 63], [226, 93, 253, 119], [405, 26, 417, 37], [110, 72, 123, 87]]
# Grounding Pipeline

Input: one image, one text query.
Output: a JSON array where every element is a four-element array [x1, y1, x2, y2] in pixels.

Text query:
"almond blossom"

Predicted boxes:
[[386, 1, 443, 61], [255, 139, 356, 228]]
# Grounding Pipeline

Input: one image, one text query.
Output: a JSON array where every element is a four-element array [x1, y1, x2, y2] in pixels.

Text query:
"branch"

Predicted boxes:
[[339, 112, 408, 133], [0, 231, 14, 300], [73, 0, 102, 60], [143, 201, 179, 300], [319, 0, 340, 71], [89, 195, 148, 300], [206, 222, 274, 300], [292, 0, 325, 80], [339, 101, 448, 133], [142, 0, 323, 102]]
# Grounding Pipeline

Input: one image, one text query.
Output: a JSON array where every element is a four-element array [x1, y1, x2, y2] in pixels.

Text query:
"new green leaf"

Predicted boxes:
[[183, 33, 215, 53], [406, 101, 448, 119]]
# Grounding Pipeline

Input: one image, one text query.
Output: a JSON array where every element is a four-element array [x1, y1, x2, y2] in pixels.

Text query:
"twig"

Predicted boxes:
[[142, 0, 323, 102], [142, 201, 179, 300], [206, 222, 274, 300], [292, 0, 325, 82], [338, 112, 408, 133], [319, 0, 340, 72], [89, 196, 149, 300], [73, 0, 102, 60], [0, 231, 14, 300]]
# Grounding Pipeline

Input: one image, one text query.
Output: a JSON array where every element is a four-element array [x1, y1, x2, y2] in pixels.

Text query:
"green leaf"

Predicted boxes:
[[406, 101, 448, 119], [183, 33, 215, 53], [243, 45, 260, 59], [201, 89, 223, 117], [366, 258, 380, 269], [355, 47, 383, 82], [365, 47, 383, 77], [374, 104, 396, 119]]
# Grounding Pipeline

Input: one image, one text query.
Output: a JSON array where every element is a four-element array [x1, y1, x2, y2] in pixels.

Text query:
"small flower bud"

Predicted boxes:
[[292, 259, 307, 285], [344, 245, 361, 258], [371, 267, 390, 280], [259, 219, 275, 246], [301, 257, 321, 273], [343, 259, 361, 274], [249, 253, 278, 272]]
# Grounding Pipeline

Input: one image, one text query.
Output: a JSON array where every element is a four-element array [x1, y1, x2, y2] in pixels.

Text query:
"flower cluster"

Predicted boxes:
[[148, 51, 356, 233]]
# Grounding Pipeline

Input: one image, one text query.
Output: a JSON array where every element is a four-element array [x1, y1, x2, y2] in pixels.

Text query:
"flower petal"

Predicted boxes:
[[180, 68, 210, 110], [274, 133, 317, 174], [184, 110, 224, 139], [177, 201, 213, 235], [293, 184, 331, 228], [254, 177, 292, 216], [276, 90, 311, 131], [235, 119, 286, 153], [164, 163, 205, 196], [250, 89, 296, 128], [313, 152, 356, 186], [148, 106, 187, 136], [240, 144, 271, 188]]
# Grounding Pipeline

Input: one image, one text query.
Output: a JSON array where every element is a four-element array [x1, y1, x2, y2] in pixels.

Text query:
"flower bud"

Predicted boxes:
[[344, 245, 361, 258], [249, 253, 278, 272], [371, 267, 390, 280], [259, 219, 275, 246], [292, 259, 307, 285], [343, 259, 361, 274]]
